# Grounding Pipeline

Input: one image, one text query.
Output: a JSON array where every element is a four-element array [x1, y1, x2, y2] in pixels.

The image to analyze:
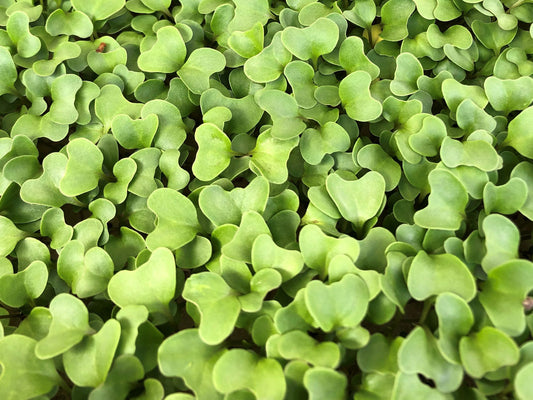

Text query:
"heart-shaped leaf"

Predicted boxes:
[[71, 0, 125, 20], [326, 171, 386, 230], [192, 123, 233, 182], [407, 251, 476, 301], [182, 272, 241, 345], [398, 326, 463, 393], [339, 71, 382, 122], [0, 46, 17, 96], [112, 114, 159, 149], [303, 367, 347, 400], [249, 129, 299, 184], [108, 248, 177, 315], [45, 9, 93, 38], [35, 293, 93, 359], [503, 106, 533, 159], [390, 52, 423, 96], [305, 274, 370, 332], [0, 335, 59, 400], [57, 240, 114, 298], [158, 329, 224, 400], [59, 138, 103, 197], [213, 349, 286, 400], [63, 319, 121, 387], [255, 88, 307, 140], [0, 260, 47, 307], [459, 327, 519, 378], [244, 32, 292, 83], [7, 11, 41, 58], [281, 17, 339, 65], [138, 26, 186, 73], [479, 260, 533, 337], [177, 48, 226, 94], [146, 188, 200, 251], [435, 293, 474, 364], [414, 169, 468, 230], [276, 330, 340, 368]]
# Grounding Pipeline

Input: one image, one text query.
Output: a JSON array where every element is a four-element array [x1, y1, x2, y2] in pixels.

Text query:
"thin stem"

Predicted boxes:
[[509, 0, 528, 9], [0, 314, 22, 319], [418, 298, 435, 325], [162, 8, 174, 19], [57, 376, 72, 396]]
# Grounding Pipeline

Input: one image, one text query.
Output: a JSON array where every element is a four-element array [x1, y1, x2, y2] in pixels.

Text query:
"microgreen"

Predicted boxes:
[[0, 0, 532, 398]]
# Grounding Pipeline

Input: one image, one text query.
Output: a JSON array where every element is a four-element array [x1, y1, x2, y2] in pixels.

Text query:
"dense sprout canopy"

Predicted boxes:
[[1, 0, 533, 399]]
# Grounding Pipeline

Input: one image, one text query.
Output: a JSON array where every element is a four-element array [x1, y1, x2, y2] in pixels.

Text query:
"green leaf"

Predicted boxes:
[[112, 114, 159, 150], [228, 22, 264, 58], [407, 251, 476, 301], [414, 169, 468, 230], [158, 329, 224, 400], [326, 171, 386, 230], [339, 71, 382, 122], [249, 129, 299, 184], [244, 32, 292, 83], [343, 0, 376, 29], [515, 363, 533, 400], [138, 26, 186, 73], [251, 234, 304, 281], [0, 215, 27, 257], [357, 144, 401, 191], [504, 106, 533, 159], [481, 214, 520, 273], [63, 319, 121, 387], [390, 52, 423, 96], [303, 367, 347, 400], [104, 158, 138, 204], [7, 11, 40, 58], [440, 137, 501, 172], [0, 335, 59, 400], [49, 74, 83, 125], [300, 122, 351, 165], [108, 248, 177, 315], [276, 330, 340, 368], [182, 272, 241, 345], [213, 349, 286, 400], [95, 84, 143, 132], [178, 48, 226, 94], [71, 0, 125, 20], [59, 138, 103, 197], [146, 188, 199, 251], [299, 224, 359, 279], [88, 355, 144, 400], [398, 326, 463, 392], [35, 293, 92, 359], [192, 123, 233, 181], [435, 293, 474, 364], [281, 17, 339, 64], [426, 24, 473, 49], [442, 79, 488, 117], [0, 260, 48, 307], [459, 327, 519, 378], [484, 76, 533, 114], [57, 240, 114, 298], [380, 0, 415, 41], [479, 260, 533, 337], [0, 46, 17, 96], [483, 178, 528, 215], [255, 88, 307, 140], [338, 36, 380, 78], [45, 9, 93, 38], [305, 274, 369, 332]]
